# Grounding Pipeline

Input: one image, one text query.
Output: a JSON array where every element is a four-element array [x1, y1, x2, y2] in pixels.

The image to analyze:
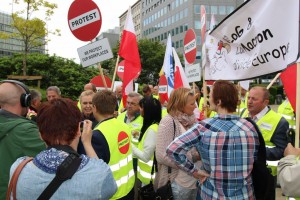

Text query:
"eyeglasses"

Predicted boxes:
[[127, 101, 139, 106]]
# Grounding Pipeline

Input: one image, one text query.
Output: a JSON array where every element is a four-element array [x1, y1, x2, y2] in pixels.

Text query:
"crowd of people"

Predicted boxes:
[[0, 79, 298, 200]]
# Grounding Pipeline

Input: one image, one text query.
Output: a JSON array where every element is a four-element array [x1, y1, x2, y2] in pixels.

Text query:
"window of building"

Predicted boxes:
[[175, 13, 179, 21], [164, 32, 167, 39], [211, 6, 218, 14], [172, 15, 175, 24], [194, 5, 200, 14], [176, 27, 179, 34], [219, 6, 226, 15], [176, 41, 179, 48], [227, 6, 235, 14], [205, 5, 210, 14], [184, 8, 188, 17], [180, 25, 184, 33], [168, 17, 171, 25], [180, 10, 183, 20], [180, 40, 183, 47], [172, 29, 175, 36], [176, 0, 179, 7], [184, 24, 188, 31]]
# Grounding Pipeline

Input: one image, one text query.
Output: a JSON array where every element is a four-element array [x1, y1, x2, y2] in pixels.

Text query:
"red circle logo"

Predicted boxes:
[[118, 131, 130, 154]]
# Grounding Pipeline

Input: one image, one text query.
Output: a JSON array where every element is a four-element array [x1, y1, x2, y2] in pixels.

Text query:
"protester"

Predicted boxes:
[[155, 87, 198, 200], [132, 96, 161, 186], [277, 90, 295, 130], [9, 98, 117, 199], [241, 86, 289, 161], [152, 85, 159, 99], [0, 80, 45, 199], [114, 85, 124, 115], [46, 86, 61, 101], [82, 90, 135, 199], [278, 143, 300, 198], [166, 80, 260, 199], [79, 90, 98, 128], [84, 82, 97, 93], [142, 85, 152, 97], [77, 83, 97, 111], [26, 89, 42, 122], [117, 92, 143, 146]]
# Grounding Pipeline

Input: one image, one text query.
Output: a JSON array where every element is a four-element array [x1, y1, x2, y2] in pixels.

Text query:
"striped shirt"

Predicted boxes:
[[166, 114, 259, 200]]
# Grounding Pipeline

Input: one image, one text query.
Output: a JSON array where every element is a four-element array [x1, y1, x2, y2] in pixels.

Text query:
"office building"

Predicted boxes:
[[120, 0, 244, 63], [0, 11, 45, 58]]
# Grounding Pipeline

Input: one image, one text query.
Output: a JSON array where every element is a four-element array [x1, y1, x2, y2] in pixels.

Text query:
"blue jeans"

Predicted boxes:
[[171, 181, 197, 200]]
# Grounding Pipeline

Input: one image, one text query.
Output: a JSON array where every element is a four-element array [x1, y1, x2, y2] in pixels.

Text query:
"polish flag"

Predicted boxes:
[[280, 63, 296, 111], [173, 48, 190, 89], [118, 7, 141, 107]]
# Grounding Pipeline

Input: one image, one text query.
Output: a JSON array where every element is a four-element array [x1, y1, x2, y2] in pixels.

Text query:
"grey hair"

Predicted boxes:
[[46, 86, 61, 96]]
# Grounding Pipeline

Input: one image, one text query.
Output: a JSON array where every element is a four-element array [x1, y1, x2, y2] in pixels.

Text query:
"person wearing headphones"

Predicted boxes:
[[0, 80, 46, 199]]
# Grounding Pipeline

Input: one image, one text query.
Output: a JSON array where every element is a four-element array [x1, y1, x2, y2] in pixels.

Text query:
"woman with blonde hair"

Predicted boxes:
[[155, 87, 198, 200]]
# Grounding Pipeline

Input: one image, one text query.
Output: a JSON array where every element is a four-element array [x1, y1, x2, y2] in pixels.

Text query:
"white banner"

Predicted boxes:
[[77, 38, 113, 67], [185, 63, 201, 83], [205, 0, 299, 80]]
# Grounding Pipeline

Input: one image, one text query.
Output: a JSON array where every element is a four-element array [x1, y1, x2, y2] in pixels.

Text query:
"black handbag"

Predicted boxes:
[[138, 168, 173, 200]]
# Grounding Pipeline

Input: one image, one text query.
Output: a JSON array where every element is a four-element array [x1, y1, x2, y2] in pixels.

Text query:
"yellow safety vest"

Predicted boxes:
[[95, 118, 135, 199], [241, 109, 281, 176], [137, 124, 158, 184], [152, 94, 159, 100], [117, 112, 143, 146], [278, 100, 296, 130], [162, 108, 168, 118], [118, 99, 124, 114]]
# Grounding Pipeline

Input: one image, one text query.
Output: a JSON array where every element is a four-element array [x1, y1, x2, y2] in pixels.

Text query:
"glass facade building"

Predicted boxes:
[[0, 11, 45, 58]]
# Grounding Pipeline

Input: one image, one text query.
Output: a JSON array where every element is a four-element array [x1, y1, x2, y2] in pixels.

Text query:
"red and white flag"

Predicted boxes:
[[280, 63, 296, 111], [173, 47, 190, 89], [118, 7, 141, 106]]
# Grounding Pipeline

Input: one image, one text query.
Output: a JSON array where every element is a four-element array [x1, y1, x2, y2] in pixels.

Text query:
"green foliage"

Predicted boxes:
[[0, 53, 98, 100], [0, 0, 59, 76], [136, 39, 165, 85]]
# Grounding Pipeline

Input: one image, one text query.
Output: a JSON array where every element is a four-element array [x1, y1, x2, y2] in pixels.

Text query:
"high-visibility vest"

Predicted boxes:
[[162, 108, 168, 118], [137, 124, 158, 184], [117, 112, 143, 146], [118, 99, 124, 114], [278, 100, 296, 130], [152, 94, 159, 100], [241, 108, 281, 176], [95, 118, 135, 199]]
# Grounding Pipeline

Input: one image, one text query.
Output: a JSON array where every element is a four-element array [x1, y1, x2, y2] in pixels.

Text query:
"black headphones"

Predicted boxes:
[[0, 80, 31, 107]]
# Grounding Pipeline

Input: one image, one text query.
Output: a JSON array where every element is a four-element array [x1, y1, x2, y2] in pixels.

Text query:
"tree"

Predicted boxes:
[[0, 0, 60, 76], [0, 53, 99, 100]]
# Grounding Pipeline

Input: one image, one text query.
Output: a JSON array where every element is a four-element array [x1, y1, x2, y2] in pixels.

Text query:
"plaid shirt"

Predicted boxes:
[[166, 114, 259, 200]]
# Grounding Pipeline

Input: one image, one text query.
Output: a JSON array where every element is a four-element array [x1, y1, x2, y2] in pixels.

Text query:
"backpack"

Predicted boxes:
[[246, 118, 275, 200]]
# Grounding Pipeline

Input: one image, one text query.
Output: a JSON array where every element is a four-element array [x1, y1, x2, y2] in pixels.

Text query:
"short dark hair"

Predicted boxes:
[[212, 80, 238, 112], [92, 90, 117, 115], [37, 98, 81, 146]]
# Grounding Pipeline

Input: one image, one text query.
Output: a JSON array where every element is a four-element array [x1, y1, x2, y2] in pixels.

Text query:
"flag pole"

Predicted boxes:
[[111, 55, 120, 90], [98, 63, 107, 89], [266, 72, 281, 90], [295, 63, 300, 147]]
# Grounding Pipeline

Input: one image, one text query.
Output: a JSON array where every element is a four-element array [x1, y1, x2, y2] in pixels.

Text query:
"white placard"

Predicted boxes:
[[77, 38, 113, 67], [205, 0, 299, 80], [185, 63, 201, 82]]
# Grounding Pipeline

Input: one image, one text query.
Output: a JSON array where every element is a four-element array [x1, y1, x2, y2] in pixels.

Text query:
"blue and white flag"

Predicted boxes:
[[163, 34, 174, 97]]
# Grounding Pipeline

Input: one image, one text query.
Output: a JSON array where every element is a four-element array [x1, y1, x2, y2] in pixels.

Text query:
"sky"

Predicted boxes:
[[1, 0, 137, 64]]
